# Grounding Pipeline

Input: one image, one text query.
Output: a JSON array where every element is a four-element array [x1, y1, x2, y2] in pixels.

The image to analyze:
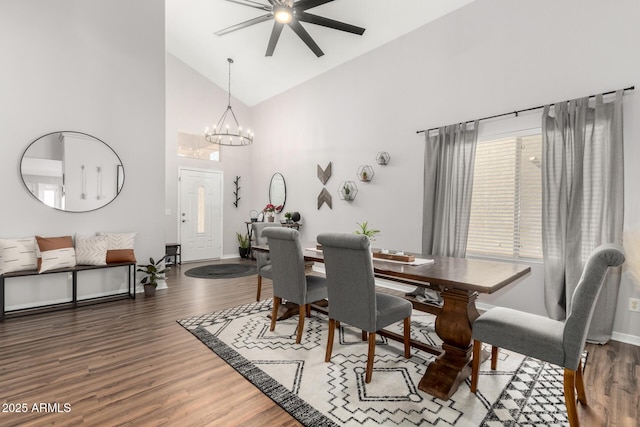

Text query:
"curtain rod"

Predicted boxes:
[[416, 85, 635, 134]]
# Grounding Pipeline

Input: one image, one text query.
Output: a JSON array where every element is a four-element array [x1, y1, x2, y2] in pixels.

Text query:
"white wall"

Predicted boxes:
[[0, 1, 166, 298], [247, 0, 640, 340], [165, 53, 255, 257]]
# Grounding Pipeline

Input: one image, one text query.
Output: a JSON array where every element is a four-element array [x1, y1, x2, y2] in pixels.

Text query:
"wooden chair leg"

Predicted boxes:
[[491, 346, 499, 370], [471, 339, 481, 393], [256, 276, 262, 301], [270, 297, 280, 332], [403, 316, 411, 359], [325, 319, 335, 362], [296, 305, 306, 344], [564, 368, 580, 427], [336, 321, 341, 329], [306, 304, 311, 318], [575, 360, 587, 404], [365, 332, 376, 383], [361, 330, 368, 341]]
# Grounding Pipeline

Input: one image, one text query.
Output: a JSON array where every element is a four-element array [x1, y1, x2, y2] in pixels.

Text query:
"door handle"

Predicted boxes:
[[182, 219, 188, 223]]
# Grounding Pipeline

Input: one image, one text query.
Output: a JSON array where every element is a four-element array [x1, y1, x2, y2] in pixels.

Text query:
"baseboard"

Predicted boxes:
[[611, 331, 640, 346]]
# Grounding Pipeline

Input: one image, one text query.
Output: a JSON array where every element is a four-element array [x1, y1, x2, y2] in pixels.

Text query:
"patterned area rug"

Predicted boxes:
[[178, 301, 569, 426], [184, 264, 257, 279]]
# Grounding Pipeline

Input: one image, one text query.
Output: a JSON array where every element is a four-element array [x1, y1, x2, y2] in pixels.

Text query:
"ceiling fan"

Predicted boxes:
[[215, 0, 366, 57]]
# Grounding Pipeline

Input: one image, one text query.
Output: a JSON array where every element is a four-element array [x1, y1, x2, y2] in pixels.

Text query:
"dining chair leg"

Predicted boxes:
[[564, 368, 580, 427], [256, 276, 262, 301], [325, 319, 335, 362], [471, 339, 481, 393], [336, 321, 341, 329], [270, 297, 281, 332], [403, 316, 411, 359], [365, 332, 376, 383], [361, 330, 368, 341], [296, 305, 306, 344], [306, 304, 311, 318], [491, 346, 499, 370], [575, 360, 587, 404]]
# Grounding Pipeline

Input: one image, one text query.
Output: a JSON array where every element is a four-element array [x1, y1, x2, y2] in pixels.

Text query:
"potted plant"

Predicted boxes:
[[137, 257, 169, 296], [284, 212, 293, 223], [355, 221, 380, 241], [237, 232, 250, 258], [262, 204, 284, 222]]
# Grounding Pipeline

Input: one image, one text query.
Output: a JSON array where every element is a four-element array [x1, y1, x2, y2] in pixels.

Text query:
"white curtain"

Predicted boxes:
[[422, 121, 479, 257], [541, 91, 624, 343]]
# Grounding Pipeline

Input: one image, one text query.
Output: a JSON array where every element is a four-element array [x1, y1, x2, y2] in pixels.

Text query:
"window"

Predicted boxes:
[[177, 131, 220, 161], [197, 186, 206, 234], [466, 132, 543, 260]]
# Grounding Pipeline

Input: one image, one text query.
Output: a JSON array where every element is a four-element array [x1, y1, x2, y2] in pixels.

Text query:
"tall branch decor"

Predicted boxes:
[[233, 176, 241, 208]]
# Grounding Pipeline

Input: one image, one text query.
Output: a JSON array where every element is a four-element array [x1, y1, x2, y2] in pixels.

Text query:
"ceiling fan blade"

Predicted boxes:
[[288, 20, 324, 57], [224, 0, 272, 11], [215, 13, 273, 36], [266, 22, 285, 56], [297, 12, 365, 35], [293, 0, 334, 11]]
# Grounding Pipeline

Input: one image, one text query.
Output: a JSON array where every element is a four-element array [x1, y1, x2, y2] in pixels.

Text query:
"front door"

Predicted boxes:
[[179, 168, 223, 262]]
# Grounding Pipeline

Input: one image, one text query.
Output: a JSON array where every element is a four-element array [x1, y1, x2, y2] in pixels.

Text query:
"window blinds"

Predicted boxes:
[[466, 134, 543, 259]]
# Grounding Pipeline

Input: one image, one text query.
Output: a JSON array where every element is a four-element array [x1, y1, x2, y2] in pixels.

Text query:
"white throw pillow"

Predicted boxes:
[[0, 237, 38, 275], [98, 232, 137, 263], [75, 234, 108, 266], [35, 236, 77, 273]]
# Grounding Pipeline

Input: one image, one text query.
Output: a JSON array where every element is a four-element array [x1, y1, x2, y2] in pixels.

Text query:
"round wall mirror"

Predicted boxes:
[[20, 131, 124, 212], [269, 172, 286, 208]]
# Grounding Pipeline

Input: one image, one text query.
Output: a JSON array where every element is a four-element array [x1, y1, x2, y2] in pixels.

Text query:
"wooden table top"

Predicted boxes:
[[253, 245, 530, 295]]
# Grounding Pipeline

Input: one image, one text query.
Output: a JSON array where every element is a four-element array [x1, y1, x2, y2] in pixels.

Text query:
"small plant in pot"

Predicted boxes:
[[137, 257, 169, 296], [355, 221, 380, 241], [237, 232, 250, 259]]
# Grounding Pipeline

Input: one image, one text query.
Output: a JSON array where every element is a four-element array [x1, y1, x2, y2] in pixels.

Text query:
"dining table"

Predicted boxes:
[[254, 244, 531, 400]]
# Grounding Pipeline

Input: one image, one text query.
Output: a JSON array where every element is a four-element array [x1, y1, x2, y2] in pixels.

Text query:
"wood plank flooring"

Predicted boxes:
[[1, 259, 638, 426]]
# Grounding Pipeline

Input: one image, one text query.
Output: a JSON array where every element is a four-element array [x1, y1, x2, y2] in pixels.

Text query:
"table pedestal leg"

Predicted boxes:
[[418, 288, 480, 400]]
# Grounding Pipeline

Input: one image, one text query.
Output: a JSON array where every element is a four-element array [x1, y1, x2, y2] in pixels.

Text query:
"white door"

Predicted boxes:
[[179, 168, 223, 262]]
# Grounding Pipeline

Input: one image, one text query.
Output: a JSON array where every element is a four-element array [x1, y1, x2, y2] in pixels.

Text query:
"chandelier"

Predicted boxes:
[[205, 58, 253, 146]]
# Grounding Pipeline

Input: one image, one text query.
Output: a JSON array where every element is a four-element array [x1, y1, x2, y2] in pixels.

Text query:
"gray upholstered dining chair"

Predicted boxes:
[[470, 244, 625, 427], [317, 232, 412, 383], [252, 222, 281, 301], [262, 227, 328, 344]]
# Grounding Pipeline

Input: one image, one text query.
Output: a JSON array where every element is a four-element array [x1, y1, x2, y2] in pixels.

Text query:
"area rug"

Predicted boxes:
[[178, 301, 569, 426], [184, 263, 257, 279]]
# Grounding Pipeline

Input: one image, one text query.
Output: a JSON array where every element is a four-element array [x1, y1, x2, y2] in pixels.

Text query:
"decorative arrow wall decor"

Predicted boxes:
[[317, 188, 332, 210], [317, 162, 332, 185]]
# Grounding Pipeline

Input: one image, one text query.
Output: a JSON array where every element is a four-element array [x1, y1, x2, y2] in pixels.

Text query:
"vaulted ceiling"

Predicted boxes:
[[166, 0, 475, 106]]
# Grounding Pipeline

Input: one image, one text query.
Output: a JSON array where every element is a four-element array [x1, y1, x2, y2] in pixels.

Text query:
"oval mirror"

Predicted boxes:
[[269, 172, 286, 209], [20, 131, 124, 212]]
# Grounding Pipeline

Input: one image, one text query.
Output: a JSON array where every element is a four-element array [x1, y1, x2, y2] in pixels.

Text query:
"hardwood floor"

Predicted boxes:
[[1, 259, 638, 426]]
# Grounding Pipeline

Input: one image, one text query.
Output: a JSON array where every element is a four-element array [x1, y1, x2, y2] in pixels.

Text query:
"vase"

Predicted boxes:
[[267, 216, 275, 222]]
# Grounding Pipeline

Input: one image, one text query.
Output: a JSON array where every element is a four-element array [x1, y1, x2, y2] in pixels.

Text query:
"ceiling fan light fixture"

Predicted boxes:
[[274, 6, 292, 24]]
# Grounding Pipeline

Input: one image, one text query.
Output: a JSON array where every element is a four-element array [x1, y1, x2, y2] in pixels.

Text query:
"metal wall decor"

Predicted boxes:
[[338, 181, 358, 201], [376, 151, 390, 165], [233, 176, 241, 207], [357, 165, 374, 182]]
